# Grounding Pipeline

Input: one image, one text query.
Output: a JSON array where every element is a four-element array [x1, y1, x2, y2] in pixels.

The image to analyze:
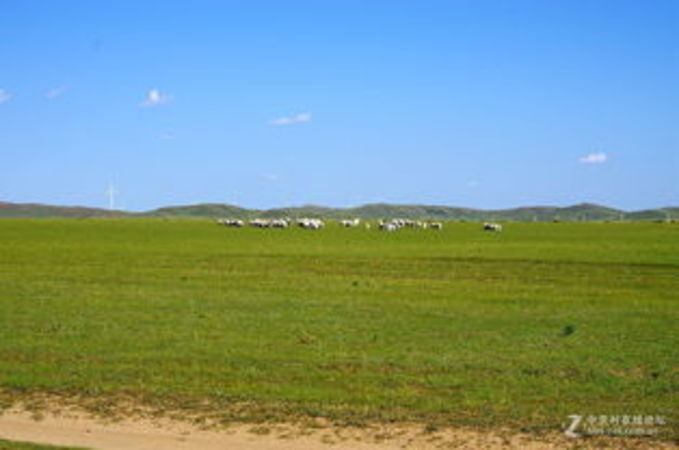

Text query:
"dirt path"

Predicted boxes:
[[2, 409, 381, 450], [0, 408, 673, 449]]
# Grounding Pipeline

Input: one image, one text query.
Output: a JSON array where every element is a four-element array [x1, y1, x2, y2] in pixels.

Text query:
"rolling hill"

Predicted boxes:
[[0, 202, 129, 219], [0, 201, 676, 221]]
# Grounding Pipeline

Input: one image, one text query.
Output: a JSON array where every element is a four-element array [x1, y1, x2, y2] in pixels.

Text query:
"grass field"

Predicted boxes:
[[0, 439, 85, 450], [0, 219, 676, 439]]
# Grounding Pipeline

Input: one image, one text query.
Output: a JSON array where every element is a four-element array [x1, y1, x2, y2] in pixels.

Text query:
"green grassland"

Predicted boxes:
[[0, 440, 86, 450], [0, 219, 676, 438]]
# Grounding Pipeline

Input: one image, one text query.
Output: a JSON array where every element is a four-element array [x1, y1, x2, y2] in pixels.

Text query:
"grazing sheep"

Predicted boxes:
[[298, 218, 325, 230], [379, 221, 399, 232], [383, 223, 398, 232], [249, 218, 268, 228], [341, 218, 361, 227], [483, 222, 503, 232], [218, 218, 244, 227], [270, 218, 289, 228]]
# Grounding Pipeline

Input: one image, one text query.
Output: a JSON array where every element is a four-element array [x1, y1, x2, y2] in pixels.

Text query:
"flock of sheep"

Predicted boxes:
[[217, 217, 504, 232], [376, 218, 443, 231]]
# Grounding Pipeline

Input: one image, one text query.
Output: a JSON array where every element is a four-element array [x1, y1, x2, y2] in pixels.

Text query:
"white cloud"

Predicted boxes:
[[140, 88, 172, 107], [45, 86, 67, 100], [158, 133, 176, 140], [261, 173, 280, 182], [579, 152, 608, 164], [269, 112, 312, 126], [0, 89, 11, 104]]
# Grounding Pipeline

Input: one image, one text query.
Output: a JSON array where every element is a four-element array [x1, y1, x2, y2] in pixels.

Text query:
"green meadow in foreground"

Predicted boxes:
[[0, 220, 676, 438]]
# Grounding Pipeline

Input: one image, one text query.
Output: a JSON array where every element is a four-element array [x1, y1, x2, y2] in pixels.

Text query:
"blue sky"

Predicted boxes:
[[1, 0, 677, 211]]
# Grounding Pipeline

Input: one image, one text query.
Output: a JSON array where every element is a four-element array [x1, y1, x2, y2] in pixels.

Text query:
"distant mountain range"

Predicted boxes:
[[1, 201, 677, 221]]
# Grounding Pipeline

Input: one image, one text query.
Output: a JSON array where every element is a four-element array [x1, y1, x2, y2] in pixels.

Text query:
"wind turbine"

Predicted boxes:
[[105, 182, 119, 210]]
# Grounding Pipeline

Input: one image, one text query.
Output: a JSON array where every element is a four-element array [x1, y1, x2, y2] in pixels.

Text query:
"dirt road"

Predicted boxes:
[[0, 408, 673, 449]]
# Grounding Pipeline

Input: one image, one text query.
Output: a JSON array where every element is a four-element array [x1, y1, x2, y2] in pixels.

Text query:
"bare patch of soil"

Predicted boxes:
[[0, 398, 674, 449]]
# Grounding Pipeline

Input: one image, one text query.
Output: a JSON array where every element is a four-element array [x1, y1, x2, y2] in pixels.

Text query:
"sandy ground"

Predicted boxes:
[[0, 407, 675, 449]]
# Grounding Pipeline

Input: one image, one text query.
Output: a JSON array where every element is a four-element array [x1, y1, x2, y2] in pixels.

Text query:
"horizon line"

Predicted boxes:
[[1, 199, 677, 214]]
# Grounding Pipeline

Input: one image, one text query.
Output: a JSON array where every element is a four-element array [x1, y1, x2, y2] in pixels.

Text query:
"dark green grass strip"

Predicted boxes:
[[0, 440, 87, 450]]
